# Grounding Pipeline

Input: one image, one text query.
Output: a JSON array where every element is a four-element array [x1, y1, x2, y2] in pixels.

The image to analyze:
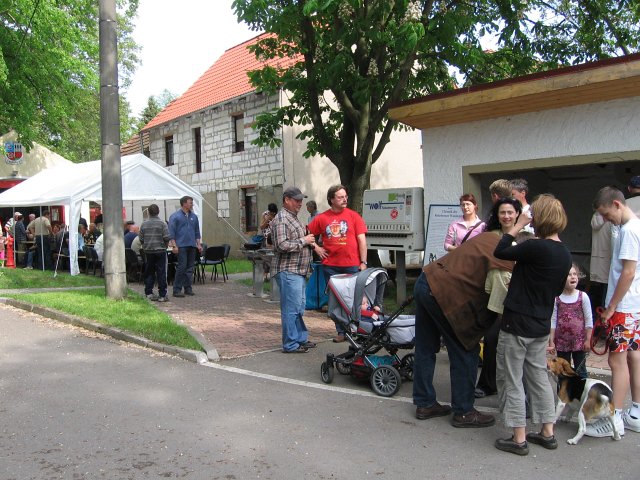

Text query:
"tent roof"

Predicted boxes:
[[0, 154, 202, 207]]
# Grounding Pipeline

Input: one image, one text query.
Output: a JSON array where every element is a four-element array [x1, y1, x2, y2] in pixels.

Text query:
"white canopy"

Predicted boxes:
[[0, 153, 203, 274]]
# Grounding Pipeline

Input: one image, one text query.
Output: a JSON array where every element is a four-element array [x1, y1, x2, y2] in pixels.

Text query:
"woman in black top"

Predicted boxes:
[[493, 194, 572, 455]]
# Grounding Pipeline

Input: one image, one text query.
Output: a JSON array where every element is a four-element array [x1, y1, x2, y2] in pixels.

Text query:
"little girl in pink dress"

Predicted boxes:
[[549, 264, 593, 378]]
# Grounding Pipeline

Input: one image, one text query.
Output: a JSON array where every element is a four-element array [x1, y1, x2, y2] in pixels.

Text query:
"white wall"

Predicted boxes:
[[421, 96, 640, 210]]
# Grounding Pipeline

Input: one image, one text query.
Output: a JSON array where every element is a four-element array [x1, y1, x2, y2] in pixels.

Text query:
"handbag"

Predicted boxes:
[[590, 307, 613, 356], [460, 221, 483, 245]]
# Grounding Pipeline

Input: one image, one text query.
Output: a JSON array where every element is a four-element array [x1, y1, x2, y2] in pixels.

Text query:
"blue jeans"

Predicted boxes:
[[174, 246, 196, 294], [323, 265, 359, 334], [412, 273, 479, 414], [275, 271, 308, 351], [144, 251, 168, 298]]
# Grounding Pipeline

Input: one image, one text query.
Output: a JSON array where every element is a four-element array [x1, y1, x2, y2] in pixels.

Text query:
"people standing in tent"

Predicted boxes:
[[27, 210, 53, 270]]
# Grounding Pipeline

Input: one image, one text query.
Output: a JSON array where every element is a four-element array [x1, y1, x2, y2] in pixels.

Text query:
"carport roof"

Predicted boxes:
[[389, 53, 640, 130]]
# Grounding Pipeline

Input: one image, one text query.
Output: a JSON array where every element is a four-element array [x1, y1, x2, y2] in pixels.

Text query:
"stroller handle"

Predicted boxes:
[[401, 296, 414, 309]]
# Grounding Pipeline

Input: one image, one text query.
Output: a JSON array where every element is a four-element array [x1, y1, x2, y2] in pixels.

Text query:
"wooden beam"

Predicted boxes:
[[390, 58, 640, 129]]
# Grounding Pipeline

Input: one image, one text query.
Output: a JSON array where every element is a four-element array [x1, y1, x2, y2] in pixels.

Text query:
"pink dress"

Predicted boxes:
[[554, 291, 586, 352]]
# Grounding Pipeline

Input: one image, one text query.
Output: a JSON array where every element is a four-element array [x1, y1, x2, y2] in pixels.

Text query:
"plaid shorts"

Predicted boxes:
[[609, 311, 640, 353]]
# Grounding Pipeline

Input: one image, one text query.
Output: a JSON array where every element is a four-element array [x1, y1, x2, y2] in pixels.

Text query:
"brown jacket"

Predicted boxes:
[[423, 232, 514, 350]]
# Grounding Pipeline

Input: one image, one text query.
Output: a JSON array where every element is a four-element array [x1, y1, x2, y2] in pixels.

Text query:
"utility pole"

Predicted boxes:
[[99, 0, 127, 299]]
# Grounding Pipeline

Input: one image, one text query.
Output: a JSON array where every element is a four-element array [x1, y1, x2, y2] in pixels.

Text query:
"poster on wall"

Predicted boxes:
[[424, 204, 460, 263]]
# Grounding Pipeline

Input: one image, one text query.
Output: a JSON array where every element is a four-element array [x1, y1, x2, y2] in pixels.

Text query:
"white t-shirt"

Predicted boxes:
[[606, 217, 640, 312]]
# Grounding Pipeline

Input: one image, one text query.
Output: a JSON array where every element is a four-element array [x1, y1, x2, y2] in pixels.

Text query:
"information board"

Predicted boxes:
[[424, 204, 460, 263]]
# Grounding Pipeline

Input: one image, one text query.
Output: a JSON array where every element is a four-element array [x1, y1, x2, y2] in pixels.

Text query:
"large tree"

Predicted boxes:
[[0, 0, 140, 162], [233, 0, 639, 212]]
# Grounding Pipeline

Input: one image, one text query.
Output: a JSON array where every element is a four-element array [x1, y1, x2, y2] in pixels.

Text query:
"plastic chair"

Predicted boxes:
[[84, 245, 102, 277], [202, 246, 226, 282], [192, 243, 207, 284], [124, 248, 143, 283], [221, 243, 230, 280]]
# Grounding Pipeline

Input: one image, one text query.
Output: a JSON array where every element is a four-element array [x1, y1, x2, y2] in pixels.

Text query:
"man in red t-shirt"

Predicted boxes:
[[308, 185, 368, 342]]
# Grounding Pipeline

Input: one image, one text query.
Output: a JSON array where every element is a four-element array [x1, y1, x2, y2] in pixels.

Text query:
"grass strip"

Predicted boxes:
[[5, 288, 202, 351], [0, 268, 105, 289]]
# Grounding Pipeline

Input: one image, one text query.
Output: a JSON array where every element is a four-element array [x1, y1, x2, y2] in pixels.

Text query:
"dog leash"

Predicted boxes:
[[590, 307, 613, 356], [573, 354, 588, 374]]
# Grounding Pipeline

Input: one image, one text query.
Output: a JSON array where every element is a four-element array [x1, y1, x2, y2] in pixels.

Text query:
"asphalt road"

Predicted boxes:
[[1, 304, 638, 480]]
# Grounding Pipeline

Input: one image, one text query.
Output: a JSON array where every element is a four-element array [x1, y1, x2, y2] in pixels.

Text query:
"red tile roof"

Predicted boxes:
[[142, 34, 300, 131], [120, 131, 149, 156]]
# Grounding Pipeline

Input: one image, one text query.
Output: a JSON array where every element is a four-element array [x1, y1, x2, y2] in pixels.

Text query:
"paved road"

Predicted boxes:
[[1, 305, 637, 480]]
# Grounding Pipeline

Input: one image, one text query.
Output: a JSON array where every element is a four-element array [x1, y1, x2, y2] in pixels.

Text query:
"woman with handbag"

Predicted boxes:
[[443, 193, 485, 252]]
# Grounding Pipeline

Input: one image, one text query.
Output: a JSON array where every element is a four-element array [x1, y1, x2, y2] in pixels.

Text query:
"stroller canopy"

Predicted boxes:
[[327, 268, 388, 327]]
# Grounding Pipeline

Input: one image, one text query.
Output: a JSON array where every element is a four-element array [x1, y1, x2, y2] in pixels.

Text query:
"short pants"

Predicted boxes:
[[609, 311, 640, 353]]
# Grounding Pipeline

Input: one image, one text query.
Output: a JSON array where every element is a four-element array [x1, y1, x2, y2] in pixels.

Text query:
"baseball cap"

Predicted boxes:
[[283, 187, 307, 200], [630, 176, 640, 188], [14, 211, 22, 217]]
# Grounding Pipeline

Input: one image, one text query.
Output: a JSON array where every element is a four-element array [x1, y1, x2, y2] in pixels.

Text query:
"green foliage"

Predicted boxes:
[[232, 0, 639, 212], [0, 0, 140, 162], [135, 89, 176, 131]]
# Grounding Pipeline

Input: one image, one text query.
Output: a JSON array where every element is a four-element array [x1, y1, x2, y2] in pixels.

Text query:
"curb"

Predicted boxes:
[[0, 297, 212, 365]]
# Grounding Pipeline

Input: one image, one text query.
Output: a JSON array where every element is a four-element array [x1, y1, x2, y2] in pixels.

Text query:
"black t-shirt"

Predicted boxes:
[[494, 234, 572, 337]]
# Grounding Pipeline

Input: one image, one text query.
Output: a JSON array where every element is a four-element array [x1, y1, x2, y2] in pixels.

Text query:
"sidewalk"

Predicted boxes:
[[128, 274, 611, 374], [129, 274, 338, 359]]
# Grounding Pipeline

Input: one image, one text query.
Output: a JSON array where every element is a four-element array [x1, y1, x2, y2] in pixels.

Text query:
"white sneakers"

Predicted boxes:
[[622, 410, 640, 433], [585, 415, 625, 438]]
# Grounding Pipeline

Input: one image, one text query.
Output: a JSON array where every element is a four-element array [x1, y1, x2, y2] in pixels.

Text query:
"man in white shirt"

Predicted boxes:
[[589, 186, 640, 438]]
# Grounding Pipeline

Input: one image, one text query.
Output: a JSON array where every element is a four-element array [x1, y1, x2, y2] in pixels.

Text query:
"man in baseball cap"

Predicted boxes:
[[271, 186, 317, 353], [283, 186, 307, 201]]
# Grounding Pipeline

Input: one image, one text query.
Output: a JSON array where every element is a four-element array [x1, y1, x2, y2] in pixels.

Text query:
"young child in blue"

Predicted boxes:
[[548, 263, 593, 379]]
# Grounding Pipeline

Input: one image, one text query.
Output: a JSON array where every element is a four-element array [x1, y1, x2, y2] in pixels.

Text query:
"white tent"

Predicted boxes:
[[0, 154, 203, 274]]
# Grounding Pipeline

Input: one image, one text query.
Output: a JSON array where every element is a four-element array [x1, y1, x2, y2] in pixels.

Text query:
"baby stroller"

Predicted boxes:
[[320, 268, 415, 397]]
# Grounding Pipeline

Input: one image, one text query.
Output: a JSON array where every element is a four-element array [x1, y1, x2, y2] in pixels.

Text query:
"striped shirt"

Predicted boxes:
[[271, 207, 312, 276], [140, 216, 170, 252]]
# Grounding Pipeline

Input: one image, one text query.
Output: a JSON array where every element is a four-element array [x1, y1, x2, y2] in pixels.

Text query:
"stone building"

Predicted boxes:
[[138, 34, 423, 252]]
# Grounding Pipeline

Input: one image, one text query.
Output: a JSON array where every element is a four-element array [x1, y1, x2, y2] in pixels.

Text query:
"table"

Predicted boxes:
[[242, 248, 278, 301]]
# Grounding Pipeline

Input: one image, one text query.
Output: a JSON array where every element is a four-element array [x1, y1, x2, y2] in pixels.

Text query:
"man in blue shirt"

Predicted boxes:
[[168, 196, 202, 297]]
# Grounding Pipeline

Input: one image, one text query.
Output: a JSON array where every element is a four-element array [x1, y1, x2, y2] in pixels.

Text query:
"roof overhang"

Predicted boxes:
[[389, 53, 640, 130]]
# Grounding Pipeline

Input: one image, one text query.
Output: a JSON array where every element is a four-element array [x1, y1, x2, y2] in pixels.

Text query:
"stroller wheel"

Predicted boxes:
[[320, 362, 334, 384], [370, 365, 401, 397], [336, 362, 351, 375], [400, 353, 415, 381]]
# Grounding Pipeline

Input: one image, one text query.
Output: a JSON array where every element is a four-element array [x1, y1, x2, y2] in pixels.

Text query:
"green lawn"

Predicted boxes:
[[0, 268, 105, 289], [0, 268, 201, 351]]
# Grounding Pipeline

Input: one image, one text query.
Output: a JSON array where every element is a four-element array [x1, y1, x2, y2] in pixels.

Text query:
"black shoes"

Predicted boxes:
[[415, 402, 452, 420], [526, 432, 558, 450], [173, 292, 185, 298], [451, 409, 496, 428], [495, 437, 529, 456], [301, 341, 317, 348], [185, 290, 195, 296]]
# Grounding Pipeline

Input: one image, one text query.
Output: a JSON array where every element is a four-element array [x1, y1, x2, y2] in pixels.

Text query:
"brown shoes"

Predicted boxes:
[[451, 409, 495, 428], [415, 402, 452, 420], [333, 335, 346, 343]]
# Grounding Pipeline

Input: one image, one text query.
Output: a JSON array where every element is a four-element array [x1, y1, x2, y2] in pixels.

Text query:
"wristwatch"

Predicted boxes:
[[360, 261, 367, 266]]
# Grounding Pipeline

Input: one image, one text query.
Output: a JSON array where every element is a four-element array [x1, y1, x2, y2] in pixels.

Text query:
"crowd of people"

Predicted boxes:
[[3, 177, 640, 454], [422, 177, 640, 455]]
